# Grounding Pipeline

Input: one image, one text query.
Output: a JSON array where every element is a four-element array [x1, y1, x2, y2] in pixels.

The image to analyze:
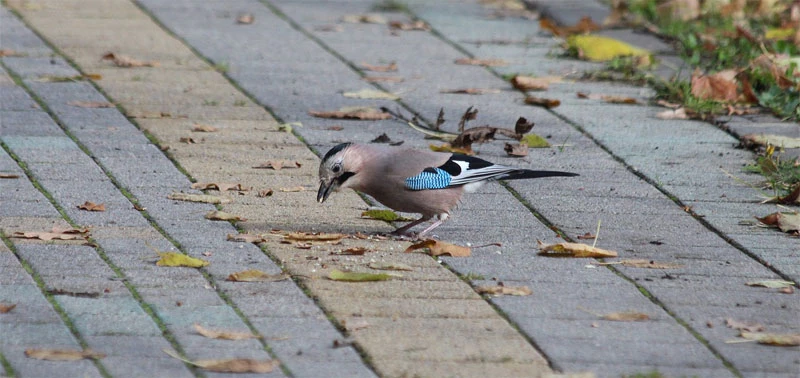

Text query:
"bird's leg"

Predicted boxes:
[[416, 213, 449, 239], [391, 215, 431, 237]]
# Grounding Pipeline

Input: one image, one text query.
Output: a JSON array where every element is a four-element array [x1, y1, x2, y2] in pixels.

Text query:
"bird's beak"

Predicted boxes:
[[317, 179, 336, 203]]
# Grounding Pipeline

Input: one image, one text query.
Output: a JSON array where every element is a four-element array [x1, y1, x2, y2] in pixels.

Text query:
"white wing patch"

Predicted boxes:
[[448, 162, 518, 186]]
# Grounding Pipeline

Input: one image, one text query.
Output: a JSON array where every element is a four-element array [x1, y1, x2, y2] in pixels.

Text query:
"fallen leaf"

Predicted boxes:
[[342, 89, 399, 100], [67, 101, 114, 108], [598, 259, 684, 269], [524, 96, 561, 108], [342, 318, 370, 331], [163, 349, 278, 373], [656, 107, 689, 120], [363, 76, 404, 83], [205, 210, 246, 222], [602, 311, 650, 322], [745, 279, 796, 288], [102, 52, 159, 68], [454, 57, 508, 66], [192, 124, 218, 132], [429, 144, 474, 155], [0, 173, 20, 179], [236, 13, 254, 24], [191, 182, 248, 191], [741, 134, 800, 149], [168, 192, 232, 204], [11, 226, 88, 241], [156, 252, 209, 268], [256, 189, 274, 197], [328, 269, 395, 282], [537, 240, 618, 258], [361, 209, 413, 222], [34, 74, 102, 82], [757, 212, 800, 234], [0, 49, 18, 57], [341, 14, 387, 24], [251, 160, 301, 170], [691, 69, 739, 103], [577, 92, 639, 104], [179, 137, 196, 144], [0, 303, 16, 313], [388, 20, 430, 31], [440, 88, 501, 95], [539, 16, 601, 37], [279, 186, 305, 192], [567, 34, 650, 62], [510, 75, 560, 91], [25, 348, 106, 361], [404, 239, 471, 257], [725, 318, 765, 332], [361, 62, 397, 72], [739, 332, 800, 346], [576, 232, 596, 240], [368, 262, 414, 271], [475, 285, 532, 296], [521, 134, 550, 148], [194, 323, 257, 340], [77, 201, 105, 212], [504, 142, 528, 157], [227, 234, 266, 243], [309, 107, 391, 120], [227, 269, 290, 282], [331, 247, 367, 255], [284, 232, 346, 242]]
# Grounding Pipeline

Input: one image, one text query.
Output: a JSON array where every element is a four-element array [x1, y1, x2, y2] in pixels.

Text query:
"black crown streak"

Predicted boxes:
[[322, 143, 351, 163]]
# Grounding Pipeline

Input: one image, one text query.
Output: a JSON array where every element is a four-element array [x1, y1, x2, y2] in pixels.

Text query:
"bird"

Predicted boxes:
[[317, 143, 577, 238]]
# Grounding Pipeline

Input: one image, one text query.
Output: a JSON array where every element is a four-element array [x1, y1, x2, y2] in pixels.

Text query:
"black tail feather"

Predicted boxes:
[[501, 170, 578, 181]]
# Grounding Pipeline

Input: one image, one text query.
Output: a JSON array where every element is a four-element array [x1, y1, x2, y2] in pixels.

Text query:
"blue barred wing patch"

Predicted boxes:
[[405, 168, 452, 190]]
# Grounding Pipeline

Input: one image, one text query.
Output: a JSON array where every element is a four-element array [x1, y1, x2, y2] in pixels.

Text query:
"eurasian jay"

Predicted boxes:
[[317, 143, 577, 237]]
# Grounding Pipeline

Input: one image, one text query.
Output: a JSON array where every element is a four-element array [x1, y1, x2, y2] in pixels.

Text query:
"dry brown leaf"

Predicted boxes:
[[363, 76, 404, 83], [335, 247, 370, 255], [11, 226, 88, 241], [429, 144, 474, 155], [163, 349, 278, 373], [256, 189, 274, 198], [191, 182, 248, 191], [102, 52, 159, 68], [539, 16, 601, 37], [475, 285, 532, 296], [404, 239, 471, 257], [537, 240, 618, 258], [236, 13, 254, 24], [192, 124, 218, 132], [279, 186, 305, 192], [440, 88, 501, 95], [454, 57, 508, 66], [309, 107, 391, 120], [511, 75, 560, 91], [598, 259, 684, 269], [577, 92, 638, 104], [168, 192, 232, 204], [227, 234, 266, 243], [389, 20, 430, 31], [227, 269, 290, 282], [67, 101, 114, 108], [252, 160, 302, 170], [77, 201, 106, 212], [25, 348, 106, 361], [524, 96, 561, 108], [194, 323, 258, 340], [0, 173, 20, 179], [757, 212, 800, 234], [205, 210, 246, 222], [739, 332, 800, 346], [602, 311, 650, 322], [656, 107, 689, 120], [0, 303, 17, 313], [0, 49, 19, 57], [690, 69, 739, 103], [504, 142, 528, 157], [361, 62, 397, 72], [725, 318, 765, 332], [576, 232, 596, 240], [179, 137, 196, 144], [284, 232, 346, 242]]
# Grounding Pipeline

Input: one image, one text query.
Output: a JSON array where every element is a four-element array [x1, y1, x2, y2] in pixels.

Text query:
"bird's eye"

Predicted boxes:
[[332, 164, 341, 173]]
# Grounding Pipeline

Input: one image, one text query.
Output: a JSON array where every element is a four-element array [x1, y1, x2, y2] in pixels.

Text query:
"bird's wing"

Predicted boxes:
[[405, 154, 515, 190]]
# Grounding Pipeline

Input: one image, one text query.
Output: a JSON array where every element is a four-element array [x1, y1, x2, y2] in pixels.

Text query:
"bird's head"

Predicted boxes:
[[317, 143, 356, 203]]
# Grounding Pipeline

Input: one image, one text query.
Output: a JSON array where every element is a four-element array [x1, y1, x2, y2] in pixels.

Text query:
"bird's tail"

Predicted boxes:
[[501, 170, 578, 181]]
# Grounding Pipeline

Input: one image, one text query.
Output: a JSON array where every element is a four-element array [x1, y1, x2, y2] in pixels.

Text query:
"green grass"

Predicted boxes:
[[743, 146, 800, 196]]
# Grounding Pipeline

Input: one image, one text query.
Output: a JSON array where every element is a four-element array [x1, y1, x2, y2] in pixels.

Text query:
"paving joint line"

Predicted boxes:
[[0, 32, 293, 376]]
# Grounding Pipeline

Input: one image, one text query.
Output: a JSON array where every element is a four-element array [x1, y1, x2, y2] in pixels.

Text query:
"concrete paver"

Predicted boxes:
[[1, 0, 798, 377]]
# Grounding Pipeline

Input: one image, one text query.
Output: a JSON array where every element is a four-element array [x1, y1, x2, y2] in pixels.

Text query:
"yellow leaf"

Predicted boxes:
[[193, 324, 258, 340], [765, 27, 796, 40], [537, 240, 618, 258], [521, 134, 550, 148], [226, 269, 290, 282], [475, 285, 532, 296], [404, 239, 471, 257], [25, 348, 106, 361], [429, 144, 474, 155], [156, 252, 209, 268], [327, 269, 395, 282], [567, 35, 650, 62]]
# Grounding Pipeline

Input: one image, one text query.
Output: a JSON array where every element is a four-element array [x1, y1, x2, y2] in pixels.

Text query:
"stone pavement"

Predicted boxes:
[[0, 0, 797, 377]]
